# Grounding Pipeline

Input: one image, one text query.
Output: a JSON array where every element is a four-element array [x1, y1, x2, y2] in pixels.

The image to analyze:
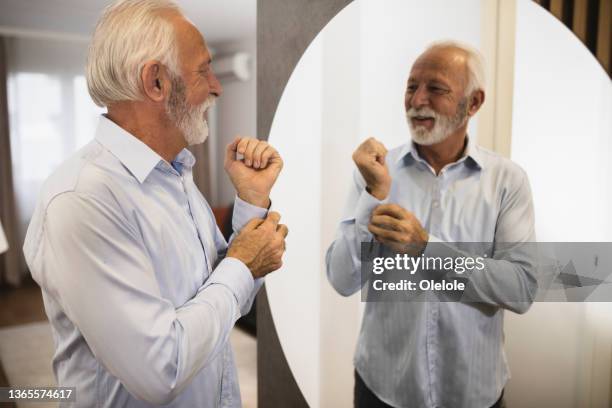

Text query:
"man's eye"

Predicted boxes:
[[429, 86, 447, 94], [407, 85, 417, 93]]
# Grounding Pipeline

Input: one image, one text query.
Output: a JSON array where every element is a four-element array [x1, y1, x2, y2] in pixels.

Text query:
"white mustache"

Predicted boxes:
[[200, 95, 216, 112], [406, 107, 439, 120]]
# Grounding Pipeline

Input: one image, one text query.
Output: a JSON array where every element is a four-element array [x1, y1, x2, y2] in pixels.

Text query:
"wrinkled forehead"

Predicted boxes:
[[169, 12, 211, 69], [409, 49, 469, 87]]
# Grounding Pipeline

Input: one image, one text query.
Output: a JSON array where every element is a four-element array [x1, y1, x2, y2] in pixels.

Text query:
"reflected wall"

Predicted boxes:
[[505, 1, 612, 407]]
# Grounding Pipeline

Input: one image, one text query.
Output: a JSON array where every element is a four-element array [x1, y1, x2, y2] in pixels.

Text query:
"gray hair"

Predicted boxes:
[[424, 40, 486, 95], [86, 0, 182, 107]]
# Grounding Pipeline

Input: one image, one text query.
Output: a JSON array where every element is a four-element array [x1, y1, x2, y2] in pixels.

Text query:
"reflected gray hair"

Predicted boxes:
[[86, 0, 182, 107], [424, 40, 486, 95]]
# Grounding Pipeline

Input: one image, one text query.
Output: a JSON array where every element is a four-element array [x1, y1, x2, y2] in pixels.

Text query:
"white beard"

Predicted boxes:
[[179, 95, 215, 146], [166, 76, 216, 146], [406, 100, 468, 146]]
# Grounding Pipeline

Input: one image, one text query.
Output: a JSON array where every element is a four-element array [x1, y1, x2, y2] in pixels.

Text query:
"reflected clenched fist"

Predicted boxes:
[[227, 211, 289, 279], [352, 137, 391, 200]]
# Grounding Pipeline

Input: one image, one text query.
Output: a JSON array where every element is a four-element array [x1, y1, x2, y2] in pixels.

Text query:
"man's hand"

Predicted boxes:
[[225, 137, 283, 208], [227, 211, 289, 279], [352, 137, 391, 200], [368, 204, 429, 255]]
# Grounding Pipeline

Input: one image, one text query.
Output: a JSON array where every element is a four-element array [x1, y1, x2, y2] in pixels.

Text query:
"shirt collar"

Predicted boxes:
[[95, 115, 195, 183], [173, 148, 196, 169], [396, 135, 484, 170]]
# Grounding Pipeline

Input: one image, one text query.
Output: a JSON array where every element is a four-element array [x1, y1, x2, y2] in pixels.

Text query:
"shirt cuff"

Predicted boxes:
[[232, 195, 268, 232], [207, 257, 254, 309], [354, 190, 389, 237]]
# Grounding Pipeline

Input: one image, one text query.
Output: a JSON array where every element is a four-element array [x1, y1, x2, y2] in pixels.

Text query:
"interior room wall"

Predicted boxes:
[[505, 1, 612, 406], [319, 4, 362, 407], [211, 37, 257, 207]]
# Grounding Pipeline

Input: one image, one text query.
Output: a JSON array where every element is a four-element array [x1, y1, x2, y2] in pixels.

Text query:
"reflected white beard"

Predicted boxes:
[[166, 85, 216, 146], [406, 103, 467, 146]]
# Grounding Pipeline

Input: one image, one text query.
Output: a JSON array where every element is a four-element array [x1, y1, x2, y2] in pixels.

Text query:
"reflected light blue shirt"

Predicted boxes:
[[326, 138, 536, 408], [24, 115, 265, 407]]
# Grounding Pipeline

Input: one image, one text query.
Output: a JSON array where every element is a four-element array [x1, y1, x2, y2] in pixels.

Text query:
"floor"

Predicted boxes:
[[0, 280, 257, 407], [0, 281, 47, 328]]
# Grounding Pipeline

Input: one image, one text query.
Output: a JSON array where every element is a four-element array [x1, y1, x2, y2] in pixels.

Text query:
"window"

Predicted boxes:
[[6, 37, 104, 247]]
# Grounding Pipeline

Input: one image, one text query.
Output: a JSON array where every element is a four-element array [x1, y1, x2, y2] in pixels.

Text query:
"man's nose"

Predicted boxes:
[[209, 70, 223, 97], [410, 85, 429, 109]]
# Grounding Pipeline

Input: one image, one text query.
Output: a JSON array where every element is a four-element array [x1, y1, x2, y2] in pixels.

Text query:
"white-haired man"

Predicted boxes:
[[327, 42, 536, 407], [23, 1, 286, 406]]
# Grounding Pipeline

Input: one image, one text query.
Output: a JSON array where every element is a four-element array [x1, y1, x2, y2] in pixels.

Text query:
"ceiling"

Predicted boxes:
[[0, 0, 256, 45]]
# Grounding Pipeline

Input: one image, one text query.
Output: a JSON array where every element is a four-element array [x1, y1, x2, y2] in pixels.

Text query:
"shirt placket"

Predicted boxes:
[[172, 166, 213, 276], [427, 173, 443, 407]]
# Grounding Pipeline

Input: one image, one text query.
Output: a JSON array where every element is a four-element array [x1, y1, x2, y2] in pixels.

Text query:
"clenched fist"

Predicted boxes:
[[227, 211, 289, 279], [352, 137, 391, 200], [225, 137, 283, 208], [368, 204, 429, 255]]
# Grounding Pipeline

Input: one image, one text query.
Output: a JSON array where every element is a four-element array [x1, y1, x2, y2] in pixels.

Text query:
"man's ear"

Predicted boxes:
[[141, 61, 166, 103], [467, 89, 485, 117]]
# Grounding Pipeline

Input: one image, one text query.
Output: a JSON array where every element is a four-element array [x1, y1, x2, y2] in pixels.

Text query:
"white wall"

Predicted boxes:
[[505, 1, 612, 406], [267, 35, 324, 407], [319, 5, 362, 406]]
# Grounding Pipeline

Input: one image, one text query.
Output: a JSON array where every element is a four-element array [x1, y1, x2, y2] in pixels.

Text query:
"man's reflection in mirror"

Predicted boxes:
[[326, 41, 536, 408]]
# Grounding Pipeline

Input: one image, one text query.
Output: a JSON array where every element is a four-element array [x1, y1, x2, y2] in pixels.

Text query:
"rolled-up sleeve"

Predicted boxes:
[[41, 192, 247, 405]]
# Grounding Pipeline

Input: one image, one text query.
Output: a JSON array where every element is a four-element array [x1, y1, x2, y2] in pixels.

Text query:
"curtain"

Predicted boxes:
[[534, 0, 611, 76], [0, 37, 23, 286], [5, 36, 103, 288]]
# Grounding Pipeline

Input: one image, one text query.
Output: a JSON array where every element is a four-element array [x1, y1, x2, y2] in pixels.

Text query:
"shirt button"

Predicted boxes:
[[432, 201, 439, 208]]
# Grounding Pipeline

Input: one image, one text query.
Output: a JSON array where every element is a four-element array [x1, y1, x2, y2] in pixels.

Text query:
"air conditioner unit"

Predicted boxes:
[[214, 52, 252, 82]]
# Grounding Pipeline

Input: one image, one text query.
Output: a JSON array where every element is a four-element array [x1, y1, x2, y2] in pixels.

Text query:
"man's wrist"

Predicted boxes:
[[366, 185, 390, 200], [236, 192, 270, 209]]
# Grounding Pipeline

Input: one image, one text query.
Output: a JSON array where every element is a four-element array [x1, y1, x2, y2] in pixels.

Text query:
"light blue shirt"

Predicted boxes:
[[326, 138, 537, 408], [23, 115, 265, 407]]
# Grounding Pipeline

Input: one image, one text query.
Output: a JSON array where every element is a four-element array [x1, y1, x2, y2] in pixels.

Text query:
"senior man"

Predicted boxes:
[[326, 41, 537, 408], [23, 1, 286, 407]]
